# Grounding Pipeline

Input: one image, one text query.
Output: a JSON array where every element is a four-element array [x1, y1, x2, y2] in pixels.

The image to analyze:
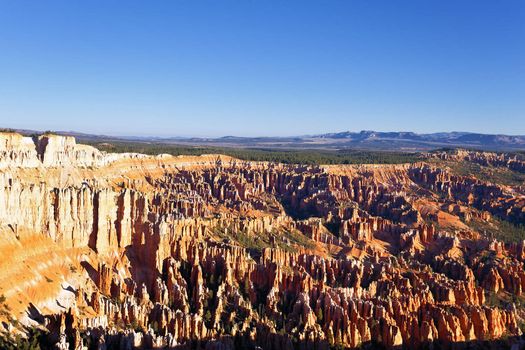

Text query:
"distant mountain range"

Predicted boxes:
[[6, 128, 525, 151], [305, 130, 525, 150]]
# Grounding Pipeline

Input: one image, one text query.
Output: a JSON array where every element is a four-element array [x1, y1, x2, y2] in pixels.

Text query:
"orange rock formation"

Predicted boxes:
[[0, 132, 524, 349]]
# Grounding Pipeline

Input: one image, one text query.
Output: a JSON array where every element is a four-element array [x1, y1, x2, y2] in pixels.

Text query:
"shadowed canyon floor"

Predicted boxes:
[[0, 132, 525, 349]]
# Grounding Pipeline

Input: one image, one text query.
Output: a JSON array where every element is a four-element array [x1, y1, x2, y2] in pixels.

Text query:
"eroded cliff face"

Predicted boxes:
[[430, 149, 525, 174], [0, 132, 524, 349]]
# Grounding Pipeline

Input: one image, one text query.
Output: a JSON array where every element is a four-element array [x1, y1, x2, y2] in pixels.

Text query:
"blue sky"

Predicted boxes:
[[0, 1, 523, 137]]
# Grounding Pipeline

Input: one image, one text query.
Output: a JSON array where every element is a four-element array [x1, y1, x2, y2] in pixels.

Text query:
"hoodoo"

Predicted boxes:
[[0, 132, 524, 349]]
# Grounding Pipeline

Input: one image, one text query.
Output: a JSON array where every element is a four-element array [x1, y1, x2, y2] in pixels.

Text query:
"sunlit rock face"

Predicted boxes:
[[0, 132, 524, 349]]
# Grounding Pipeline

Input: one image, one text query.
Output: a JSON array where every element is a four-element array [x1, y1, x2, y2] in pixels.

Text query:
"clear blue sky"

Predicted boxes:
[[0, 1, 523, 137]]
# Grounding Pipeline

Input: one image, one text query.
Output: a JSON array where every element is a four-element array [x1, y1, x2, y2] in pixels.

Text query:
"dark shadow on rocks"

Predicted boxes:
[[26, 303, 44, 323], [80, 260, 98, 285]]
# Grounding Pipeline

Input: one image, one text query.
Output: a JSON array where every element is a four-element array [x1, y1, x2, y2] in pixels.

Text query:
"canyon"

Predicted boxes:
[[0, 132, 525, 349]]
